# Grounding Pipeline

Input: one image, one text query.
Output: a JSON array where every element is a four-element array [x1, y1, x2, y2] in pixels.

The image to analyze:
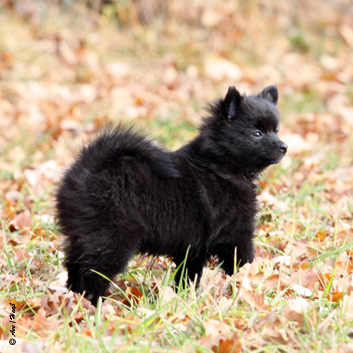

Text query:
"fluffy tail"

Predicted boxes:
[[76, 125, 181, 178], [56, 125, 180, 236]]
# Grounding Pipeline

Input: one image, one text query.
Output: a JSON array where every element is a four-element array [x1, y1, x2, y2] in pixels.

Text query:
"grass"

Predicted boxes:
[[2, 128, 352, 352], [1, 1, 353, 352], [2, 198, 352, 352]]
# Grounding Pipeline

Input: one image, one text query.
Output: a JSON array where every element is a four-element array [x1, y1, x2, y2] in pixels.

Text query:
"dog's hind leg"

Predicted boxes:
[[77, 246, 134, 306], [65, 230, 136, 306], [65, 249, 83, 294], [174, 251, 207, 289]]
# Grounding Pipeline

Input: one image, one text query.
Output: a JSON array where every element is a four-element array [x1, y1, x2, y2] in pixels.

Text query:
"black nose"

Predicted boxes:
[[279, 143, 288, 154]]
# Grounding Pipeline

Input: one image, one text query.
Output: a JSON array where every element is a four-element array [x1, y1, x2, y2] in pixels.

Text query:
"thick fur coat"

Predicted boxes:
[[56, 85, 287, 305]]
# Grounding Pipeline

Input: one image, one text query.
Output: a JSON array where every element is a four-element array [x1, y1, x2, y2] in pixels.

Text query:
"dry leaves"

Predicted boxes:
[[0, 0, 353, 351]]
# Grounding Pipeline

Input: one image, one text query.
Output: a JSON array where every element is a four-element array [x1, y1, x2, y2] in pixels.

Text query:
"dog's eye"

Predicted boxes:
[[253, 130, 263, 137]]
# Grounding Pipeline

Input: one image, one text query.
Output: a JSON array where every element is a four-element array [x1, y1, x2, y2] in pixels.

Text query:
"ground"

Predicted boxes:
[[0, 1, 353, 352]]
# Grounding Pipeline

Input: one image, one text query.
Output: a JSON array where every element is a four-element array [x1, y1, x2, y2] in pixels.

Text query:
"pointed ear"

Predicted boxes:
[[224, 86, 242, 121], [259, 85, 278, 105]]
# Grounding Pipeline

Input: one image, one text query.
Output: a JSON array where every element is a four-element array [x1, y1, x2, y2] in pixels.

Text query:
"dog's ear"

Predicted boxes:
[[224, 86, 242, 121], [259, 85, 278, 105]]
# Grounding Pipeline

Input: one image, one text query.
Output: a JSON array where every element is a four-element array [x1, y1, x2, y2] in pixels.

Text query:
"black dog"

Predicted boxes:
[[56, 85, 287, 305]]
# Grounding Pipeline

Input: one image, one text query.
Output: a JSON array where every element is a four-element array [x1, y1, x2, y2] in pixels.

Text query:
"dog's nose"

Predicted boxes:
[[279, 143, 288, 154]]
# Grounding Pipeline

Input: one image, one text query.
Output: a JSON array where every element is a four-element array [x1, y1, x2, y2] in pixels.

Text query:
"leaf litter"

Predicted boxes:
[[0, 0, 353, 352]]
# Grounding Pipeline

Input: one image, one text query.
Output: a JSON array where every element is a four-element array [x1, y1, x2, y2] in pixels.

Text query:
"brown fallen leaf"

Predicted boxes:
[[2, 298, 41, 316], [121, 286, 143, 306], [197, 333, 242, 353], [32, 308, 60, 334], [337, 342, 353, 353], [327, 292, 343, 302], [315, 230, 330, 241], [240, 290, 269, 310], [298, 267, 321, 290], [212, 337, 242, 353], [341, 292, 353, 322], [258, 312, 289, 344], [11, 209, 32, 230], [283, 297, 310, 328], [205, 318, 233, 338]]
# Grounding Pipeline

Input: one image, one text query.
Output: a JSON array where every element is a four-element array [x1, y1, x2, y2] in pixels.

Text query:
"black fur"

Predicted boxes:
[[56, 85, 287, 305]]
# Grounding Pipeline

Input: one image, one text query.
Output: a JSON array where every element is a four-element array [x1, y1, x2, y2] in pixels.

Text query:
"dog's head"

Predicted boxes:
[[206, 85, 287, 174]]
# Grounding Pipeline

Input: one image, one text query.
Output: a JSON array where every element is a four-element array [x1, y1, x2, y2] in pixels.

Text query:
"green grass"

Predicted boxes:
[[279, 90, 324, 116], [1, 1, 353, 352]]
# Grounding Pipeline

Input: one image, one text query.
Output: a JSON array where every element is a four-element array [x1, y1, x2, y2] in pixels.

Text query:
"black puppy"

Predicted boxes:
[[56, 85, 287, 305]]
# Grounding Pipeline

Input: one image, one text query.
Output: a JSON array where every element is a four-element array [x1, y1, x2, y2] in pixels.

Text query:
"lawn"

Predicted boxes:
[[0, 1, 353, 352]]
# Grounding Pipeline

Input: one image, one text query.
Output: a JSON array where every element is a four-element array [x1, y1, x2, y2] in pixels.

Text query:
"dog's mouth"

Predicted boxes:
[[270, 154, 286, 164], [245, 145, 287, 173], [260, 152, 286, 167]]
